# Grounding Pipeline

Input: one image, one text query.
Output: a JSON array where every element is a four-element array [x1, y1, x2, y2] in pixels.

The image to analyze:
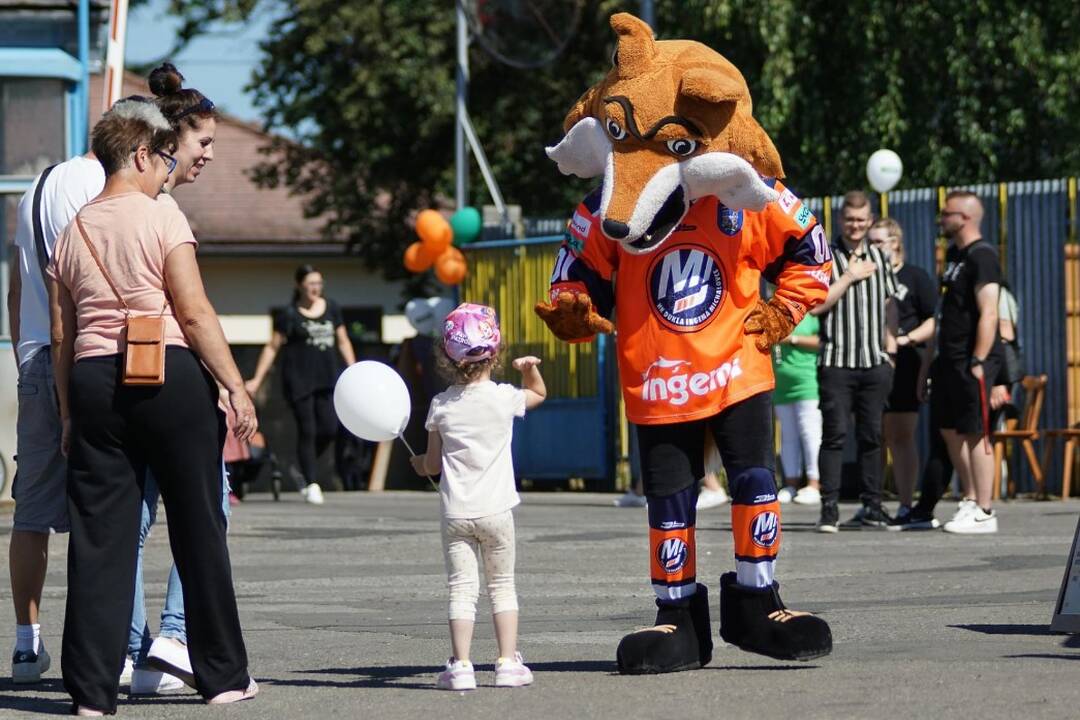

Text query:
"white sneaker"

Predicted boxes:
[[302, 483, 325, 505], [130, 666, 188, 695], [11, 644, 50, 684], [949, 498, 978, 524], [944, 507, 998, 534], [119, 657, 134, 686], [494, 651, 533, 687], [696, 487, 730, 510], [436, 658, 476, 690], [793, 486, 822, 506], [146, 637, 194, 688], [776, 486, 796, 504], [613, 490, 647, 508]]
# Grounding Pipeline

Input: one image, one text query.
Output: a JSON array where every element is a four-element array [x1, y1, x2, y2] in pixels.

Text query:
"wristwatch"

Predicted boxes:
[[970, 355, 986, 367]]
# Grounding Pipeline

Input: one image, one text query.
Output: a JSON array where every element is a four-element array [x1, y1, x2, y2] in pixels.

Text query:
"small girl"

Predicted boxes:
[[410, 303, 546, 691]]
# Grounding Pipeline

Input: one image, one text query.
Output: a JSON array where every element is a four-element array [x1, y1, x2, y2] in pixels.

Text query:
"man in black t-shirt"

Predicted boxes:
[[931, 191, 1001, 534]]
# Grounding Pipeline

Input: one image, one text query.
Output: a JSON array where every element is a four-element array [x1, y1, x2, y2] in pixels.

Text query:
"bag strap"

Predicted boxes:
[[75, 215, 130, 315], [31, 164, 59, 286]]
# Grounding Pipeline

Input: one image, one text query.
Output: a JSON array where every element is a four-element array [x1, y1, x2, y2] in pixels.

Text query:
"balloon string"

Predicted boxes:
[[398, 435, 440, 492]]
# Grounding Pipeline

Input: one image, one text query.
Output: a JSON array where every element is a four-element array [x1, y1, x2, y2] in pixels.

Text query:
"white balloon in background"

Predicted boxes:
[[333, 361, 411, 442], [404, 296, 457, 337], [866, 149, 903, 193]]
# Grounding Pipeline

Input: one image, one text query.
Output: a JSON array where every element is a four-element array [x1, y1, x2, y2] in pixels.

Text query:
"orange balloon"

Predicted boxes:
[[434, 246, 467, 285], [403, 242, 433, 273], [416, 209, 451, 254]]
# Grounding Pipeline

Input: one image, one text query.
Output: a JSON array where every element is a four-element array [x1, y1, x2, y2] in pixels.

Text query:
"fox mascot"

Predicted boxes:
[[535, 13, 833, 673]]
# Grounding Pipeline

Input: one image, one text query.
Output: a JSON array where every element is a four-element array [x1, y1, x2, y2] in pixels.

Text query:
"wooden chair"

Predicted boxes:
[[991, 374, 1047, 499], [1041, 423, 1080, 501]]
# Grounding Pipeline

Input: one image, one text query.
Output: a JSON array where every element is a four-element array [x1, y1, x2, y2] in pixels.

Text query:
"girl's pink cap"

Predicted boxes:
[[443, 303, 500, 363]]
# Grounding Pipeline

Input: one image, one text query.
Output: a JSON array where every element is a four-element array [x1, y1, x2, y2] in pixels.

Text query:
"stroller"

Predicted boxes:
[[224, 429, 287, 501]]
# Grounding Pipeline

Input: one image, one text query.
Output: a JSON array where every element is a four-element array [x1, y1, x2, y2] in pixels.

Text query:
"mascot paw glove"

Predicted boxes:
[[744, 298, 796, 353], [534, 291, 614, 342]]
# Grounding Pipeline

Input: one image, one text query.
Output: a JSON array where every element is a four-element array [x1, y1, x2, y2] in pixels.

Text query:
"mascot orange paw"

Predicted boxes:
[[535, 291, 614, 342], [744, 298, 796, 353]]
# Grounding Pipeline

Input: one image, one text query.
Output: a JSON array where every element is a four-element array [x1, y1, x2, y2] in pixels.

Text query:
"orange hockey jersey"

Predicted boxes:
[[548, 179, 832, 425]]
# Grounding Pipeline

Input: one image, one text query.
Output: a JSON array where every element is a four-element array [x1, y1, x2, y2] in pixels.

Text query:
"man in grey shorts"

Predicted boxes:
[[7, 154, 104, 682]]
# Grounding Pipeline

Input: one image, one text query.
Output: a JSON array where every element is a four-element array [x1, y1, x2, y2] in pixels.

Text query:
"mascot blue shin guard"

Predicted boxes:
[[616, 486, 713, 674]]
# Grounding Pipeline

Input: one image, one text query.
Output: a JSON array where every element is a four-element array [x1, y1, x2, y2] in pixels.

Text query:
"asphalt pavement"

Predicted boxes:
[[1, 492, 1078, 719]]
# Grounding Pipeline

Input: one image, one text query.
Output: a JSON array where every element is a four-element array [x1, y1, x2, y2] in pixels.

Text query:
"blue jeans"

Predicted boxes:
[[128, 463, 231, 662]]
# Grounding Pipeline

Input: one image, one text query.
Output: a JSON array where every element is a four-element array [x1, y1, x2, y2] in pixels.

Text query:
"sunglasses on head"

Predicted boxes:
[[172, 97, 216, 122]]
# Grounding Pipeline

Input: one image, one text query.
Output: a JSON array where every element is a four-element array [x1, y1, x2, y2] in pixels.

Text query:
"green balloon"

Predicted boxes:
[[450, 207, 482, 245]]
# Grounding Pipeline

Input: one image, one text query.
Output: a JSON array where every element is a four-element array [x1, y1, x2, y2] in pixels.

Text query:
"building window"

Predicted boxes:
[[1, 77, 66, 176]]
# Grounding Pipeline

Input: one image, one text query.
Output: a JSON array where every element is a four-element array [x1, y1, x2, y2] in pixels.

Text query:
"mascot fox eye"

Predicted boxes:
[[606, 118, 627, 140], [667, 139, 697, 157]]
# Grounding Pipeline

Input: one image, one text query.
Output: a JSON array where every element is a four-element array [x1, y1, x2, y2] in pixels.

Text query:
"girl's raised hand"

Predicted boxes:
[[512, 356, 542, 372]]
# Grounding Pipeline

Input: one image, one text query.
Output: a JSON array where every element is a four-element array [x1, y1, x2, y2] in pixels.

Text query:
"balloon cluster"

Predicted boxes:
[[403, 207, 483, 286]]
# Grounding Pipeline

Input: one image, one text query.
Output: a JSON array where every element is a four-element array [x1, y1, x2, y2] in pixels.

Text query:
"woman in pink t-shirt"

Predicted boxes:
[[47, 98, 257, 714]]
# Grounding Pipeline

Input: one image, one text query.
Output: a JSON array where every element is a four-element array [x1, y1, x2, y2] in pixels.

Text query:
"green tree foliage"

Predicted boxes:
[[158, 0, 1080, 276]]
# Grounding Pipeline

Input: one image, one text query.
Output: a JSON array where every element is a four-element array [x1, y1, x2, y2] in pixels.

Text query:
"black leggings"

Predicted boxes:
[[63, 348, 249, 712], [289, 389, 342, 486]]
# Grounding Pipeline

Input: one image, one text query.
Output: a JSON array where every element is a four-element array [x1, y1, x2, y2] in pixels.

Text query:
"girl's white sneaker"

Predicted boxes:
[[494, 652, 533, 688], [436, 658, 476, 690]]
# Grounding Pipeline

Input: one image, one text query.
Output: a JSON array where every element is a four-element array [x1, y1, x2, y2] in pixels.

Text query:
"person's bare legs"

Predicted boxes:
[[449, 619, 474, 662], [493, 611, 518, 659], [941, 429, 975, 501], [701, 472, 723, 492], [10, 531, 48, 626], [965, 433, 995, 509], [884, 413, 920, 507]]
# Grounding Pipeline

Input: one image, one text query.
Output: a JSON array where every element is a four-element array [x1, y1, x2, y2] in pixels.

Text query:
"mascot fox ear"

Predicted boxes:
[[680, 67, 785, 179], [563, 83, 602, 134]]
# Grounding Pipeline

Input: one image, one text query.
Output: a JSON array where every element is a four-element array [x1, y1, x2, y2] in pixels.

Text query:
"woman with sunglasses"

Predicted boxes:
[[122, 63, 230, 696], [48, 97, 256, 714]]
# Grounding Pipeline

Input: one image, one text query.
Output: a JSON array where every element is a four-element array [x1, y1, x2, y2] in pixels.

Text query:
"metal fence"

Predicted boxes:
[[469, 177, 1080, 495]]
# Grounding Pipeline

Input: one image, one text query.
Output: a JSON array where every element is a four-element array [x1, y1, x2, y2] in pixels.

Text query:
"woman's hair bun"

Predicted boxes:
[[148, 63, 185, 97]]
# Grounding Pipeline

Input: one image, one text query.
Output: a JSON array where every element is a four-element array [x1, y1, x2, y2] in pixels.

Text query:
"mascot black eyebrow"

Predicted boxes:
[[535, 13, 834, 673]]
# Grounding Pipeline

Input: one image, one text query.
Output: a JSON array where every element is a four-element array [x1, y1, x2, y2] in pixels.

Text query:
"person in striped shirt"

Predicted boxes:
[[811, 191, 898, 532]]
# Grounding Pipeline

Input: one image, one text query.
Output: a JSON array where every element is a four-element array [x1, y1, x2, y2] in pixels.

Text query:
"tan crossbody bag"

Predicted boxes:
[[75, 216, 167, 386]]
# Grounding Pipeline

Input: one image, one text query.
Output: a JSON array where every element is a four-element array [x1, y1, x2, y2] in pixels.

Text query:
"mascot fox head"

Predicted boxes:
[[547, 13, 782, 254]]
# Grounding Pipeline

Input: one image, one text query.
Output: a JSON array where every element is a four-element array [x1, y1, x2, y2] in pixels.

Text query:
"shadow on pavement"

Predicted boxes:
[[708, 664, 820, 671], [949, 623, 1059, 636], [0, 679, 73, 715]]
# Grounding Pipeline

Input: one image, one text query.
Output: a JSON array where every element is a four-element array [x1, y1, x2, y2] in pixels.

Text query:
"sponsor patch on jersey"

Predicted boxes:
[[656, 537, 689, 574], [647, 245, 725, 333], [795, 205, 814, 229], [569, 210, 592, 242], [640, 357, 743, 406], [717, 205, 744, 236], [751, 511, 780, 548], [806, 268, 831, 287], [563, 229, 584, 255], [778, 189, 799, 214]]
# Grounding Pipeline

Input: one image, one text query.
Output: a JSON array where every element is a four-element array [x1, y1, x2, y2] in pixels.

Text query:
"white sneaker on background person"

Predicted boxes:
[[130, 666, 187, 695], [950, 498, 977, 524], [944, 506, 998, 534], [696, 487, 730, 510], [776, 486, 796, 504], [436, 658, 476, 690], [494, 651, 533, 688], [302, 483, 325, 505], [118, 657, 134, 687], [613, 490, 647, 508], [146, 636, 194, 688], [11, 642, 50, 684], [793, 486, 822, 505]]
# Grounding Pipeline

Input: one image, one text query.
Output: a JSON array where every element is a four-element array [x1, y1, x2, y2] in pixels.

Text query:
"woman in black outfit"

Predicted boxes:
[[246, 265, 356, 504], [869, 218, 937, 523]]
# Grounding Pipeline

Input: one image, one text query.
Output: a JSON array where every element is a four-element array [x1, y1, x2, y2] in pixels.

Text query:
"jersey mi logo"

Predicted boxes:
[[649, 246, 725, 332]]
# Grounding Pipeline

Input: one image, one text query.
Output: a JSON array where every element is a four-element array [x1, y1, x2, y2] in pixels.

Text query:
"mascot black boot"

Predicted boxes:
[[617, 485, 712, 674], [720, 466, 832, 661], [616, 584, 713, 674], [719, 573, 832, 660]]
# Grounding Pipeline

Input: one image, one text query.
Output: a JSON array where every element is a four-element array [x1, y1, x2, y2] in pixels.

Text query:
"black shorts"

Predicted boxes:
[[930, 357, 1001, 435], [634, 392, 775, 497], [886, 347, 923, 413]]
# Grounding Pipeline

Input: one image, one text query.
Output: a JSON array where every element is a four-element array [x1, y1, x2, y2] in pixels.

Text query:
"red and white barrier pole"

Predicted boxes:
[[102, 0, 130, 112]]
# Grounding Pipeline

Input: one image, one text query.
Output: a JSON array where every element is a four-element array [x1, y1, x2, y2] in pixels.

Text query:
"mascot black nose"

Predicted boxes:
[[602, 219, 631, 239]]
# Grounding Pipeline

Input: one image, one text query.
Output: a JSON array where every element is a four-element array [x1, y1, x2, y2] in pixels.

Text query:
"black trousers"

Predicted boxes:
[[634, 392, 775, 497], [817, 363, 893, 507], [288, 389, 342, 487], [63, 348, 249, 712]]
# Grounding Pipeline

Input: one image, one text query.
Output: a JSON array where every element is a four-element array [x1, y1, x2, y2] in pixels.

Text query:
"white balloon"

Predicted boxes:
[[333, 361, 412, 441], [404, 296, 456, 337], [866, 149, 903, 193]]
